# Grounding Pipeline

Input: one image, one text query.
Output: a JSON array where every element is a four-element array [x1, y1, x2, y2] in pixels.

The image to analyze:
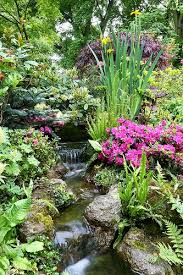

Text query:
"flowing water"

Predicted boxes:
[[55, 142, 136, 275]]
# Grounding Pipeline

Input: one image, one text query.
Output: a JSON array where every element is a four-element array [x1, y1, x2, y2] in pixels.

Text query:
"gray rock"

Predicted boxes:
[[84, 186, 121, 250], [117, 227, 175, 275]]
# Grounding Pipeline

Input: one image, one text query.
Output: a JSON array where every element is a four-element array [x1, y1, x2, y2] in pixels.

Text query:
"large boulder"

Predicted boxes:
[[117, 227, 174, 275], [84, 186, 121, 250]]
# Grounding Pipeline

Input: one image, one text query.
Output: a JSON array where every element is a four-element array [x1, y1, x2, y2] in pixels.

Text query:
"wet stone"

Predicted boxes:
[[117, 227, 175, 275]]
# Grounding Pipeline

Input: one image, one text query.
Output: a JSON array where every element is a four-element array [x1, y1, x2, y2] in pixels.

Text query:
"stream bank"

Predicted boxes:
[[55, 142, 136, 275]]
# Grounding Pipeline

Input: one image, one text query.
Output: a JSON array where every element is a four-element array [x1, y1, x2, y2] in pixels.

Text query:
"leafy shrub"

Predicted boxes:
[[0, 41, 99, 128], [0, 127, 58, 187], [93, 167, 117, 188], [53, 183, 75, 209], [98, 118, 183, 175], [76, 32, 169, 71], [147, 66, 183, 125], [0, 185, 45, 274]]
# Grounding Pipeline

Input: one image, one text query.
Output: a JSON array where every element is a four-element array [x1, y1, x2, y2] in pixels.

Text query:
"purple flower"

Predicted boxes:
[[40, 126, 52, 135]]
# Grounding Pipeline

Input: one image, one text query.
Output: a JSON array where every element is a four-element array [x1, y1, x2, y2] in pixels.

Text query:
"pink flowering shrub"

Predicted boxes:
[[98, 118, 183, 174]]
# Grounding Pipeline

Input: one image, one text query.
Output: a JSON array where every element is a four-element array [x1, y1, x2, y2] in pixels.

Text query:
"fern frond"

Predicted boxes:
[[169, 196, 183, 220], [157, 242, 183, 265], [165, 221, 183, 259]]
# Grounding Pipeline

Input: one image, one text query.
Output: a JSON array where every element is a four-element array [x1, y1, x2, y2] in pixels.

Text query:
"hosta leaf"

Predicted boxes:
[[5, 198, 31, 226], [84, 104, 88, 110], [0, 267, 6, 275], [0, 227, 10, 243]]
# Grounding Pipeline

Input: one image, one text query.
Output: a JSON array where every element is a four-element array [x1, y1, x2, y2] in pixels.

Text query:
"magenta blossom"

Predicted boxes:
[[98, 118, 183, 174], [40, 126, 52, 135]]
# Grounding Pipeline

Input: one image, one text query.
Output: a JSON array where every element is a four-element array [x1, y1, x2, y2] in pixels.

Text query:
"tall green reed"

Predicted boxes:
[[88, 16, 162, 141]]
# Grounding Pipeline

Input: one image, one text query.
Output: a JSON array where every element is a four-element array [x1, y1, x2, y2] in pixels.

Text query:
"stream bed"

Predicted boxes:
[[55, 142, 136, 275]]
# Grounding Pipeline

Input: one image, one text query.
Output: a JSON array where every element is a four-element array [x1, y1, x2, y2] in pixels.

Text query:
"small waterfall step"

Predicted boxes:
[[58, 142, 87, 177]]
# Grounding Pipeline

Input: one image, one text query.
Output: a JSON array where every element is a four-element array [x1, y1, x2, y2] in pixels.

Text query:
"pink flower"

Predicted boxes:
[[33, 139, 39, 145], [180, 59, 183, 64], [98, 118, 183, 172], [53, 121, 65, 127], [115, 156, 124, 165], [40, 126, 52, 135]]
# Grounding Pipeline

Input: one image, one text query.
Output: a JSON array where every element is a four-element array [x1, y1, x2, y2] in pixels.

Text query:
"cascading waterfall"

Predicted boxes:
[[58, 142, 87, 176]]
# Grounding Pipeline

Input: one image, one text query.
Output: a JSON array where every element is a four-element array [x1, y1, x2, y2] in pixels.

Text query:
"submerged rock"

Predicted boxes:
[[84, 186, 121, 250], [117, 227, 174, 275]]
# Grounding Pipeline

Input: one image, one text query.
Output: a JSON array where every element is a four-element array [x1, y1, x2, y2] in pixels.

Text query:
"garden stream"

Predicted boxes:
[[55, 142, 136, 275]]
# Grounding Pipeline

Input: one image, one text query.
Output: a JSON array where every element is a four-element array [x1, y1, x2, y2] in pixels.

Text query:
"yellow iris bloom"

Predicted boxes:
[[107, 48, 114, 54], [101, 36, 112, 46], [130, 10, 141, 16]]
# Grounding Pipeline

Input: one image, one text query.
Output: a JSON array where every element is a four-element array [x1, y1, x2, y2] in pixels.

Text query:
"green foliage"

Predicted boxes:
[[158, 221, 183, 265], [53, 183, 75, 209], [0, 185, 45, 274], [113, 219, 129, 248], [88, 17, 162, 140], [26, 235, 60, 275], [157, 242, 182, 265], [94, 166, 117, 188], [88, 100, 110, 140], [147, 66, 183, 124], [140, 9, 176, 40], [0, 41, 99, 128], [0, 128, 57, 186], [169, 196, 183, 220], [119, 153, 152, 219]]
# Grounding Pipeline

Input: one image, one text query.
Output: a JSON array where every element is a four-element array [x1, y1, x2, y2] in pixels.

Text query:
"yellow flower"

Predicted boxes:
[[130, 10, 141, 16], [34, 103, 48, 111], [107, 48, 114, 54], [101, 36, 112, 46]]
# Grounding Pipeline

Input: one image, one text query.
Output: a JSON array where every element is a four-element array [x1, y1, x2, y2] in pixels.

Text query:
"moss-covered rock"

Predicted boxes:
[[21, 173, 75, 239], [20, 201, 54, 239], [116, 227, 175, 275]]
